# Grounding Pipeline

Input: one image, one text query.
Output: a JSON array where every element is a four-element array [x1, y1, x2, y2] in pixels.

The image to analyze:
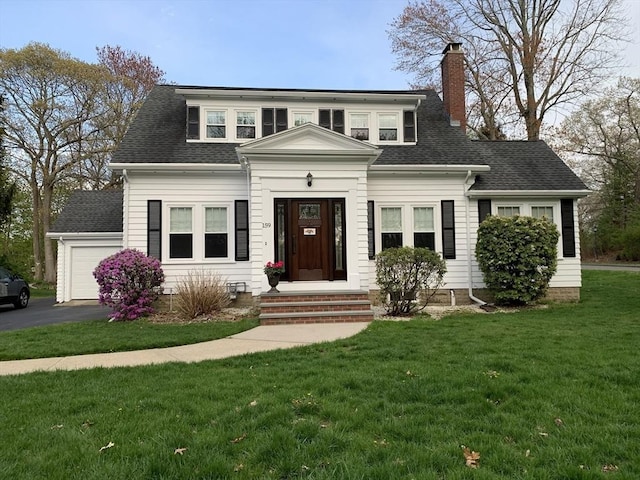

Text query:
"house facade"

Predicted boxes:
[[49, 44, 588, 319]]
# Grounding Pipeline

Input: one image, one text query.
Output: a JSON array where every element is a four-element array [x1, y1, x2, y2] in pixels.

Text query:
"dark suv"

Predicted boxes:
[[0, 266, 30, 309]]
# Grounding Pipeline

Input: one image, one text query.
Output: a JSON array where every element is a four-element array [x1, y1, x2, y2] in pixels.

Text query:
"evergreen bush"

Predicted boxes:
[[476, 215, 559, 305], [375, 246, 447, 316]]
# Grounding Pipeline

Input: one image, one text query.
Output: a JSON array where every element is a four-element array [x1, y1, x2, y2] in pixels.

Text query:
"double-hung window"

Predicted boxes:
[[236, 111, 256, 139], [378, 113, 398, 141], [497, 206, 520, 217], [413, 207, 435, 250], [350, 113, 369, 141], [381, 207, 403, 250], [206, 111, 226, 139], [531, 206, 554, 221], [204, 207, 228, 258], [169, 207, 193, 258]]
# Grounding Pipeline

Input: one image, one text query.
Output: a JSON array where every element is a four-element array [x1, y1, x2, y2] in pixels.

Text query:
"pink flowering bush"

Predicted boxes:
[[93, 249, 164, 321]]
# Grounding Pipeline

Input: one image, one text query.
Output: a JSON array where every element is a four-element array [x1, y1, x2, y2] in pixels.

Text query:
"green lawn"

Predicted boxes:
[[1, 270, 639, 479], [0, 318, 260, 360]]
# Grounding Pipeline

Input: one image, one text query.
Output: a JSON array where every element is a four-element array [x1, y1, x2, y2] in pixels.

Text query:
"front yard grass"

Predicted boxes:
[[0, 270, 639, 478], [0, 318, 259, 360]]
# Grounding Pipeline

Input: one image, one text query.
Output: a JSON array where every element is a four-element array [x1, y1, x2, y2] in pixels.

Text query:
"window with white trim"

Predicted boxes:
[[378, 113, 398, 141], [236, 111, 256, 139], [169, 207, 193, 258], [204, 207, 228, 258], [531, 206, 554, 221], [350, 113, 369, 140], [206, 111, 226, 139], [293, 112, 313, 127], [497, 206, 520, 217], [413, 206, 435, 250], [381, 207, 403, 250]]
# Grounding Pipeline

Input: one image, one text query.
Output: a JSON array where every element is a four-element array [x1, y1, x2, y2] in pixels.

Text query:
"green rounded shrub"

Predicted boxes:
[[476, 215, 559, 306], [375, 246, 447, 316]]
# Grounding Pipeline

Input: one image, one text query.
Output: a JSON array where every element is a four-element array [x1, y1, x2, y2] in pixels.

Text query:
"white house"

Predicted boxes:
[[49, 44, 589, 323]]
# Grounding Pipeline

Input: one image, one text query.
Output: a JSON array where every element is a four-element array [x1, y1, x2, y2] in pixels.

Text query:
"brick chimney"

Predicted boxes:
[[440, 42, 466, 133]]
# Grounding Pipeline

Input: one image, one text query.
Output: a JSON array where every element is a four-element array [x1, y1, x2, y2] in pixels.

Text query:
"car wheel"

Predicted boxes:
[[14, 288, 29, 309]]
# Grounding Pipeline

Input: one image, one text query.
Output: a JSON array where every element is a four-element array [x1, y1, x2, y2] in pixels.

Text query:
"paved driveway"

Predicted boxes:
[[0, 298, 110, 332]]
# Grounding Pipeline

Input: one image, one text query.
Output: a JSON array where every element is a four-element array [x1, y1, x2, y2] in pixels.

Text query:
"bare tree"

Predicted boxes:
[[389, 0, 627, 140]]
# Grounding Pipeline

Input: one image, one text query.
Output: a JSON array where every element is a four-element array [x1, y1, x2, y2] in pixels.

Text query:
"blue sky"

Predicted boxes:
[[1, 0, 639, 90]]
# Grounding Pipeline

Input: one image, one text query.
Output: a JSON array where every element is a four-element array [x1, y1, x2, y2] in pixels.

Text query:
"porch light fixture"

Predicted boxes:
[[306, 172, 313, 187]]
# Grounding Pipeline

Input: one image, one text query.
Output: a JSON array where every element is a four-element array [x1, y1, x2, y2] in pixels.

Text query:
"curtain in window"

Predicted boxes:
[[414, 207, 434, 230], [206, 207, 227, 232], [170, 208, 192, 232]]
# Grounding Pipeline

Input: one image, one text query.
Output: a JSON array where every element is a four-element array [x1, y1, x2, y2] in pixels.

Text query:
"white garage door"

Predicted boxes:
[[70, 247, 120, 300]]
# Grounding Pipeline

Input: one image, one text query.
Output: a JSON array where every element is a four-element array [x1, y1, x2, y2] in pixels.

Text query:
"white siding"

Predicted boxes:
[[368, 173, 471, 289], [125, 171, 251, 292]]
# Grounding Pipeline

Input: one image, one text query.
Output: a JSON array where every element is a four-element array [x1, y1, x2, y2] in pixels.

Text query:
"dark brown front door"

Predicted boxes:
[[275, 198, 346, 282]]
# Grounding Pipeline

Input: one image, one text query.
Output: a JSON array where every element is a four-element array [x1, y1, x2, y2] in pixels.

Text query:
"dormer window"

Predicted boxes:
[[206, 111, 226, 139], [378, 113, 398, 141], [350, 113, 369, 141], [236, 111, 256, 139], [187, 106, 200, 140], [293, 112, 313, 126]]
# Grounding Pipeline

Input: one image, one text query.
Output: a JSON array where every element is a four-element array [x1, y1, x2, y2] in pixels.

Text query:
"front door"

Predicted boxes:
[[275, 198, 346, 281]]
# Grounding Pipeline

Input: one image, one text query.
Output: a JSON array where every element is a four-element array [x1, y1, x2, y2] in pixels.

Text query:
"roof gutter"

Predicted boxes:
[[466, 189, 591, 198], [46, 232, 123, 240], [369, 164, 490, 173], [109, 163, 243, 173]]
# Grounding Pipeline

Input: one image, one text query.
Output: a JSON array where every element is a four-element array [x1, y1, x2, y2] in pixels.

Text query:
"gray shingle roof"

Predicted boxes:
[[470, 141, 587, 191], [112, 84, 585, 192], [51, 190, 123, 233]]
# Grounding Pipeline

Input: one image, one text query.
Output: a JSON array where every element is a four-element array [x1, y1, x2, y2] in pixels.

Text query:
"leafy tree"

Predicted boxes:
[[476, 215, 559, 305], [556, 77, 640, 258], [0, 95, 16, 233], [0, 43, 164, 283], [388, 0, 627, 140]]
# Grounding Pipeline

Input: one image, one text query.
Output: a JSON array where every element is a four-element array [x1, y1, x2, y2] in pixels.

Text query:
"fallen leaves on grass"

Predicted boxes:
[[602, 464, 619, 473], [484, 370, 500, 378], [82, 420, 94, 428], [231, 433, 247, 444], [462, 446, 480, 468], [174, 447, 187, 455], [249, 400, 258, 407], [554, 417, 564, 427], [99, 441, 115, 452], [50, 424, 63, 430]]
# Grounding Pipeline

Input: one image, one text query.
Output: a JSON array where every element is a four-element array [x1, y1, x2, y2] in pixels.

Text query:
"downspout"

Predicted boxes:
[[240, 156, 252, 292], [122, 169, 129, 249], [464, 170, 487, 307]]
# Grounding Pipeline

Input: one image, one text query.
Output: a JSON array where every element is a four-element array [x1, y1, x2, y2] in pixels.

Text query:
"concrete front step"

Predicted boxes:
[[259, 290, 374, 325]]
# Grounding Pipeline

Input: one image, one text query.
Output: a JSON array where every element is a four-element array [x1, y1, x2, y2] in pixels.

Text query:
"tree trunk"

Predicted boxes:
[[42, 181, 57, 284], [30, 180, 43, 282]]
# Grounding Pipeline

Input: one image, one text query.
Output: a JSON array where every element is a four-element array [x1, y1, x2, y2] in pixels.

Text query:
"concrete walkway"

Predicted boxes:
[[0, 323, 369, 376]]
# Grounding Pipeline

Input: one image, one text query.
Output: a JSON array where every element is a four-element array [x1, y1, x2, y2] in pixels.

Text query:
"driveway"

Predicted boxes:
[[0, 298, 110, 332]]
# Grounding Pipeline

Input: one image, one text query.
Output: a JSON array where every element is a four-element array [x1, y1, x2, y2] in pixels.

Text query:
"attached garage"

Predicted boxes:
[[48, 191, 124, 303]]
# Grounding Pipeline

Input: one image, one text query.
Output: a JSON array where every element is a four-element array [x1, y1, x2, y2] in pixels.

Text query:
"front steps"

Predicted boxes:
[[259, 290, 374, 325]]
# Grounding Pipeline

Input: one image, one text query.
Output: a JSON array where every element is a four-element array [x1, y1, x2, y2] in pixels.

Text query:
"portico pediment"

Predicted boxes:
[[236, 123, 381, 161]]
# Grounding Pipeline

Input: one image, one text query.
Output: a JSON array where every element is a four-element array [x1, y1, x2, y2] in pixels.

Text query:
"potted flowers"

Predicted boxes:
[[264, 260, 285, 293]]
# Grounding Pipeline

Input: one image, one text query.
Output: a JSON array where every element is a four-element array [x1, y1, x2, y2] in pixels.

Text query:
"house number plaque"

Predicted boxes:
[[303, 228, 316, 236]]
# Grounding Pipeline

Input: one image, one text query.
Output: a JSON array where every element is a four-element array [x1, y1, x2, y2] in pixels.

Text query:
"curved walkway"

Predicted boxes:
[[0, 323, 369, 376]]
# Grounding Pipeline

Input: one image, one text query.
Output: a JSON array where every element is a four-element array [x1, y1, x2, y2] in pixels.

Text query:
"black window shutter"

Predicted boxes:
[[235, 200, 250, 261], [368, 200, 375, 259], [561, 199, 576, 258], [275, 108, 288, 132], [478, 199, 492, 224], [403, 110, 415, 142], [262, 108, 274, 136], [319, 109, 331, 129], [441, 200, 456, 259], [333, 110, 345, 134], [147, 200, 162, 260], [187, 106, 200, 139]]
